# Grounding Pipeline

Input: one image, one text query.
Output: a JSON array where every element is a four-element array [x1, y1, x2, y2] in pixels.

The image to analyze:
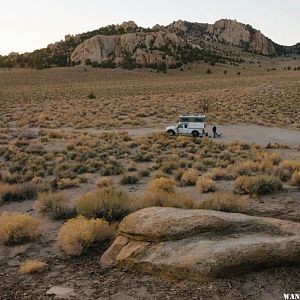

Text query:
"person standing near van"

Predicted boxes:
[[212, 125, 217, 138]]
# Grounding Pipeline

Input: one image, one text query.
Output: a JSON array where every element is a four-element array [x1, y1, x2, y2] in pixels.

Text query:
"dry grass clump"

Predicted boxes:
[[208, 167, 235, 181], [96, 177, 113, 188], [0, 212, 40, 244], [234, 175, 282, 195], [291, 170, 300, 187], [199, 192, 247, 213], [147, 177, 176, 193], [19, 259, 47, 275], [196, 177, 216, 193], [0, 182, 38, 203], [57, 216, 114, 256], [76, 187, 132, 221], [34, 192, 72, 218]]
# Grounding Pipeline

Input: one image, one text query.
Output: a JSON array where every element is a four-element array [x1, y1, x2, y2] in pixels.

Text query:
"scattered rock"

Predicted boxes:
[[101, 207, 300, 282]]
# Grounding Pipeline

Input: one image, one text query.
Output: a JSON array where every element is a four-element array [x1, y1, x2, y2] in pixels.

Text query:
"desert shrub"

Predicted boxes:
[[142, 190, 197, 209], [57, 216, 114, 256], [0, 212, 40, 244], [119, 173, 139, 185], [0, 182, 38, 203], [234, 175, 282, 195], [76, 187, 132, 221], [196, 177, 216, 193], [180, 169, 198, 186], [267, 153, 283, 165], [56, 178, 80, 190], [161, 161, 179, 174], [148, 177, 176, 193], [34, 192, 73, 218], [234, 160, 259, 176], [96, 177, 113, 188], [138, 169, 150, 177], [153, 170, 169, 179], [142, 178, 197, 209], [88, 92, 96, 99], [19, 259, 47, 274], [291, 170, 300, 187], [277, 160, 300, 181], [209, 167, 235, 180], [199, 192, 247, 213]]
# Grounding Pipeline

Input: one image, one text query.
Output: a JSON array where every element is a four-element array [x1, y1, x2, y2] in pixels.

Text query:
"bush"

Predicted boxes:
[[199, 192, 247, 213], [0, 183, 38, 203], [119, 173, 139, 185], [291, 170, 300, 187], [138, 169, 150, 177], [181, 169, 198, 186], [277, 160, 300, 181], [34, 192, 73, 218], [19, 259, 47, 274], [196, 177, 216, 193], [234, 175, 282, 195], [209, 168, 235, 180], [56, 178, 80, 190], [57, 216, 114, 256], [76, 187, 132, 221], [0, 212, 40, 244], [142, 190, 197, 209], [88, 92, 96, 99], [141, 178, 197, 209], [148, 178, 176, 193], [96, 177, 113, 188]]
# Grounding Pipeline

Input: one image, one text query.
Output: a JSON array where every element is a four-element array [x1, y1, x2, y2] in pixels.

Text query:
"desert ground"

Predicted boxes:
[[0, 56, 300, 300]]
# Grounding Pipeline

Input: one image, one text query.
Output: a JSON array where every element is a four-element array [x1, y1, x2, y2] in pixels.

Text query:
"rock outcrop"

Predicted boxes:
[[71, 18, 277, 66], [71, 31, 183, 66], [101, 207, 300, 282], [207, 19, 276, 55]]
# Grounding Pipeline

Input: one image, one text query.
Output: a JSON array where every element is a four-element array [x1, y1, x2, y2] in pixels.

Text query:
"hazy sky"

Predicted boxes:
[[1, 0, 299, 55]]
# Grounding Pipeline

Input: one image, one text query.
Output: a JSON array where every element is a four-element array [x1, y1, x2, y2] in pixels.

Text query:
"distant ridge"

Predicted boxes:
[[1, 19, 299, 70]]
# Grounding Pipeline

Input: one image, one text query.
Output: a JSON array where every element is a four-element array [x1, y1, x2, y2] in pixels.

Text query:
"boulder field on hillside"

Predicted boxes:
[[100, 207, 300, 282]]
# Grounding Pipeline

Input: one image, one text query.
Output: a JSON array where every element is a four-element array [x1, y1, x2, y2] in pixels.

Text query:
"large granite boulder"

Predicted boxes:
[[100, 207, 300, 282]]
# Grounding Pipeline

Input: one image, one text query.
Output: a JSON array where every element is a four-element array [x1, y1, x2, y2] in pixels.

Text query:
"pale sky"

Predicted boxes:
[[1, 0, 299, 55]]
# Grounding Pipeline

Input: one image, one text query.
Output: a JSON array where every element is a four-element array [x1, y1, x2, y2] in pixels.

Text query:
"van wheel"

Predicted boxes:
[[167, 130, 175, 136], [192, 131, 199, 137]]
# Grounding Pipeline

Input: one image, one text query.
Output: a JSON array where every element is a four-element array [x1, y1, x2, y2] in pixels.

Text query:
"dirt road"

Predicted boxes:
[[78, 124, 300, 148]]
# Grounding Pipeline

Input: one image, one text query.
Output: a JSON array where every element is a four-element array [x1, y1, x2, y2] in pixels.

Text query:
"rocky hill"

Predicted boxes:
[[1, 19, 299, 69]]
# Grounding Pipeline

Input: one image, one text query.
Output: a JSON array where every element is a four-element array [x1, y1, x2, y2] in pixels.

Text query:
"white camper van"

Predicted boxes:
[[165, 115, 207, 137]]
